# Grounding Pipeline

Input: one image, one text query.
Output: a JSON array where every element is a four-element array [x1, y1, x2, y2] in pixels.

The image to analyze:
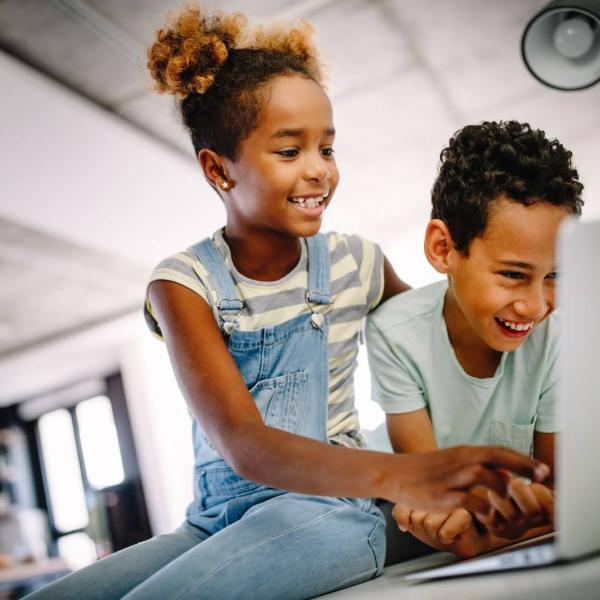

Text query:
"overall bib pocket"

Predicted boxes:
[[250, 369, 308, 434]]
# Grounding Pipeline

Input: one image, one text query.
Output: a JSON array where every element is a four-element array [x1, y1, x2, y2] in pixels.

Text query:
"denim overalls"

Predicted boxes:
[[27, 234, 386, 600]]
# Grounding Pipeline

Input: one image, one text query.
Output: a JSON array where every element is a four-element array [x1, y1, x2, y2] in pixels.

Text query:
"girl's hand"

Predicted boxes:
[[389, 446, 550, 514]]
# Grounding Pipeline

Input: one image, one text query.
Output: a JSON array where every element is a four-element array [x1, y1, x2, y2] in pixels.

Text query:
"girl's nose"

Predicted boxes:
[[304, 155, 330, 182]]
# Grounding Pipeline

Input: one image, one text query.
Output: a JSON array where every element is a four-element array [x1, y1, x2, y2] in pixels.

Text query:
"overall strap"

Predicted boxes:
[[191, 238, 243, 335], [306, 234, 332, 306]]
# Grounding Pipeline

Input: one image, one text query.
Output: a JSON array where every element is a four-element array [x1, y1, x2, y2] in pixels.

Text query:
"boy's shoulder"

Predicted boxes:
[[368, 280, 446, 331]]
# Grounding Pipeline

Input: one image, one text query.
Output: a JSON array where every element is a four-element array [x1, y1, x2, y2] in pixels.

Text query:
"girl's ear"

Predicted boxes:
[[424, 219, 455, 274], [198, 149, 234, 192]]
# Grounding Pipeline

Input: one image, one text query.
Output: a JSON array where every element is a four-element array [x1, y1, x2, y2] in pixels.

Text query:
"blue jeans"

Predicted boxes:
[[28, 494, 385, 599]]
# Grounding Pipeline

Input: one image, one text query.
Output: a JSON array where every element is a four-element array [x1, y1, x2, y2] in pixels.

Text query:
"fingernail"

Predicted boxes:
[[398, 525, 408, 532], [534, 464, 550, 481]]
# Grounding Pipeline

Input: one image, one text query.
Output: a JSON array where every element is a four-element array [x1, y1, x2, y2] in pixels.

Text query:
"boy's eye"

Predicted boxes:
[[276, 149, 299, 158], [321, 147, 335, 157], [499, 271, 526, 280], [546, 271, 559, 280]]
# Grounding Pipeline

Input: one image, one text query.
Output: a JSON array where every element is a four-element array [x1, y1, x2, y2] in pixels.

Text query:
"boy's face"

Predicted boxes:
[[445, 197, 571, 353]]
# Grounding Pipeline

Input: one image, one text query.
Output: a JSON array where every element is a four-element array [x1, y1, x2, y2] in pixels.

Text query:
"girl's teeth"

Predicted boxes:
[[292, 196, 323, 208]]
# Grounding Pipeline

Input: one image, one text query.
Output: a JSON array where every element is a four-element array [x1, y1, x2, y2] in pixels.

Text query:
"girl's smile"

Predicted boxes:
[[222, 74, 339, 243]]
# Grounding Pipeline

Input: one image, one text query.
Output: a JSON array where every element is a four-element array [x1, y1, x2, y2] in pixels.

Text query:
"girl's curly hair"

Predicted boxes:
[[431, 120, 584, 253], [147, 5, 324, 159]]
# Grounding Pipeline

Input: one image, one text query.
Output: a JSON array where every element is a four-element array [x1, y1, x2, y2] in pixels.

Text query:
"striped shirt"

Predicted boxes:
[[144, 229, 384, 447]]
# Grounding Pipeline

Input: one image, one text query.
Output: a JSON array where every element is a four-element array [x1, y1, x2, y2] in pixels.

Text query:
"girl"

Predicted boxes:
[[29, 7, 547, 599]]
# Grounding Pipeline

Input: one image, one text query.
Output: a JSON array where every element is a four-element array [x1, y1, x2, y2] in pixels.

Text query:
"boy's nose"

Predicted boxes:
[[513, 286, 553, 320]]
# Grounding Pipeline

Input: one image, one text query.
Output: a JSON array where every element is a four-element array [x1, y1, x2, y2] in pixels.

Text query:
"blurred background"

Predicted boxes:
[[1, 0, 599, 593]]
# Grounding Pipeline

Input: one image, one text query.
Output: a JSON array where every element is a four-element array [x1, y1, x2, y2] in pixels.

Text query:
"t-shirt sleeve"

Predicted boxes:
[[365, 315, 427, 414], [143, 252, 211, 340], [535, 320, 560, 432], [344, 234, 384, 311]]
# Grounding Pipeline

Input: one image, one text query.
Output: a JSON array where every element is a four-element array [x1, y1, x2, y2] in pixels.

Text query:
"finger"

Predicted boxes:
[[529, 483, 555, 522], [472, 446, 550, 483], [509, 479, 543, 523], [422, 512, 450, 540], [392, 503, 411, 532], [438, 509, 472, 544], [488, 489, 518, 522], [442, 490, 493, 514], [409, 509, 428, 532], [449, 464, 509, 497]]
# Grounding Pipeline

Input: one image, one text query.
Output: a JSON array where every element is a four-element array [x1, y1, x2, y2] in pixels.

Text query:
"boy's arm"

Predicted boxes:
[[386, 410, 437, 453], [534, 431, 555, 485]]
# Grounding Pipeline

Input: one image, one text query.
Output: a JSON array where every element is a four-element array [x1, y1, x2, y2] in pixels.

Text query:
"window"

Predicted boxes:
[[76, 396, 124, 489]]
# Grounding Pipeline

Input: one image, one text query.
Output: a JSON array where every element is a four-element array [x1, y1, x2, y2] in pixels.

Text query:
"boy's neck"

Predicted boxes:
[[222, 228, 302, 282], [443, 290, 503, 379]]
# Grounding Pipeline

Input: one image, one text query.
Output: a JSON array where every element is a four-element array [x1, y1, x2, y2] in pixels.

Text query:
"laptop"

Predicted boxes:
[[406, 218, 600, 582]]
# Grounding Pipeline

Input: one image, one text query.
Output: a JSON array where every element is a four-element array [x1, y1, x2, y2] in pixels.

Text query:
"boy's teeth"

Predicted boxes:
[[498, 318, 534, 331]]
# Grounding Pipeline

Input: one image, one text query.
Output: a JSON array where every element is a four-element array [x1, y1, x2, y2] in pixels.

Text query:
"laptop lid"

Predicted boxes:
[[556, 218, 600, 560]]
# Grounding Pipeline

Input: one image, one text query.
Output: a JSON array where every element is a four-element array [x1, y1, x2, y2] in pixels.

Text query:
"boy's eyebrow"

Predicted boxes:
[[498, 260, 534, 269], [271, 127, 336, 138]]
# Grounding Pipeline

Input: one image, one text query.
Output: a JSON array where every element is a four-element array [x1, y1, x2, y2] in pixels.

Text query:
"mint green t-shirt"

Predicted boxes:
[[365, 281, 559, 455]]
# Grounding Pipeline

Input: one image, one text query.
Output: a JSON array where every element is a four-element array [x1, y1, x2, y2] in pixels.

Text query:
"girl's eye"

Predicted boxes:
[[276, 149, 299, 158], [546, 271, 559, 280], [499, 271, 525, 280], [321, 147, 335, 157]]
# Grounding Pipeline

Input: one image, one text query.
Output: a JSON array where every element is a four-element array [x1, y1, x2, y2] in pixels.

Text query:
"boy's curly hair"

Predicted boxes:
[[147, 5, 324, 159], [431, 120, 584, 254]]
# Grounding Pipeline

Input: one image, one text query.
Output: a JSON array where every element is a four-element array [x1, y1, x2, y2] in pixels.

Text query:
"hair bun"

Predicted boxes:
[[147, 6, 246, 97], [252, 20, 323, 82]]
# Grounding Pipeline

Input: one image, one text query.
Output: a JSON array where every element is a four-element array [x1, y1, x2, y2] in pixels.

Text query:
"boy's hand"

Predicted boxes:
[[392, 482, 555, 558], [476, 479, 555, 539], [392, 504, 489, 558]]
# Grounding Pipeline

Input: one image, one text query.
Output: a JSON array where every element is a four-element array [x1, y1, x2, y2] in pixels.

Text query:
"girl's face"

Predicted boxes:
[[222, 74, 339, 240]]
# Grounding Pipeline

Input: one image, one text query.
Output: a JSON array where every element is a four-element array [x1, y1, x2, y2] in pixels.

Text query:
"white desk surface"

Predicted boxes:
[[321, 550, 600, 600]]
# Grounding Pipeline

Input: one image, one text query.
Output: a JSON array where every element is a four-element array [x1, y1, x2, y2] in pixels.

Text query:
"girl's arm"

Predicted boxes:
[[379, 255, 410, 304], [149, 280, 547, 512]]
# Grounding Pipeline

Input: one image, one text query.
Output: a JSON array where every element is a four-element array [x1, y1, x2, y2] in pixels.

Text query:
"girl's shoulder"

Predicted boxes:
[[322, 231, 382, 266], [324, 232, 384, 310], [144, 233, 225, 340]]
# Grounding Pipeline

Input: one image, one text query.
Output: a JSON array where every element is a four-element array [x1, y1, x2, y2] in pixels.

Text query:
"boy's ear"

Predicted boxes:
[[424, 219, 455, 274], [198, 149, 234, 192]]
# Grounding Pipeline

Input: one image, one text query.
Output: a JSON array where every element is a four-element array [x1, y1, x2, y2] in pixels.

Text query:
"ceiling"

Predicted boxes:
[[1, 0, 599, 360]]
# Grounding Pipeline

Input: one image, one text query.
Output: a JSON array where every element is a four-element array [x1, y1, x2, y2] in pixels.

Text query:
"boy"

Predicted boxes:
[[366, 121, 584, 557]]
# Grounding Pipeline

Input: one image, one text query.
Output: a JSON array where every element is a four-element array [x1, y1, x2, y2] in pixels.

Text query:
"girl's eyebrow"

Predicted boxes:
[[271, 127, 336, 138]]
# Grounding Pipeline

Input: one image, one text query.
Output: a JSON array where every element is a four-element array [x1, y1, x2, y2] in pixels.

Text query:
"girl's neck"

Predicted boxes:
[[223, 227, 302, 282], [443, 290, 502, 378]]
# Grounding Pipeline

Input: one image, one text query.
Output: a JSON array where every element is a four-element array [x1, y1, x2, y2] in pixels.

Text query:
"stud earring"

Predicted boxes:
[[221, 180, 229, 190]]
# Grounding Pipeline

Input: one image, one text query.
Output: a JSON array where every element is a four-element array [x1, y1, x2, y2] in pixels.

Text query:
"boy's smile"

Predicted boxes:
[[442, 197, 571, 375]]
